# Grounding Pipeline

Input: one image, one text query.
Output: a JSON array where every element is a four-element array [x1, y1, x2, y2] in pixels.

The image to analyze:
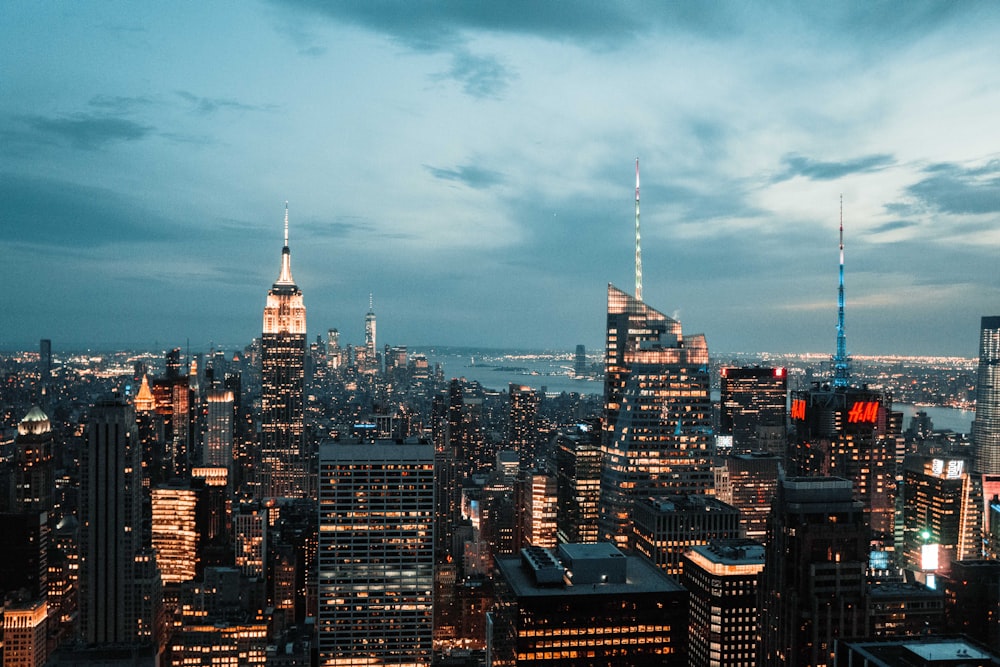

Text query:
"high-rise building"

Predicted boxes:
[[974, 316, 1000, 474], [682, 539, 765, 667], [79, 393, 160, 647], [551, 422, 601, 544], [151, 481, 199, 585], [363, 293, 377, 375], [2, 598, 48, 667], [203, 389, 234, 470], [719, 366, 787, 455], [789, 384, 899, 542], [260, 204, 307, 499], [715, 453, 783, 544], [758, 477, 868, 667], [488, 543, 688, 666], [901, 453, 979, 575], [317, 439, 434, 666], [508, 384, 540, 470], [632, 495, 742, 578], [600, 284, 714, 548], [11, 406, 54, 514], [519, 470, 557, 549], [573, 344, 587, 378]]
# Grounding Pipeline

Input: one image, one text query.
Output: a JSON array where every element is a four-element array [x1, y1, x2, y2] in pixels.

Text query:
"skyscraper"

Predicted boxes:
[[260, 204, 307, 499], [363, 293, 377, 375], [79, 393, 160, 646], [758, 477, 868, 666], [600, 284, 714, 548], [507, 384, 540, 470], [719, 366, 787, 455], [317, 439, 435, 665], [974, 316, 1000, 473], [11, 405, 54, 513]]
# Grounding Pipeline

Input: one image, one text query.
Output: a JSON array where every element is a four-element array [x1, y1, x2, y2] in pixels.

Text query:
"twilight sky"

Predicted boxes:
[[3, 2, 999, 356]]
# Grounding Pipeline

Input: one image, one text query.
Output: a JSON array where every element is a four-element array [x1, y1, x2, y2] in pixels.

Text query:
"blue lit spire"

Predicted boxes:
[[832, 195, 851, 388]]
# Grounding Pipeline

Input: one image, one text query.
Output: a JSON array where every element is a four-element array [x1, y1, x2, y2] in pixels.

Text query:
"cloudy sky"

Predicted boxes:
[[3, 2, 999, 357]]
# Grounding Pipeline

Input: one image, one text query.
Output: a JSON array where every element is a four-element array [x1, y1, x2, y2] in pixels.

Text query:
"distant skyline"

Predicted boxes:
[[3, 3, 999, 356]]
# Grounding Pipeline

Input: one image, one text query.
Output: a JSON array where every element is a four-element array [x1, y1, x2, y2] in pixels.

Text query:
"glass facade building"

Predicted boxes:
[[318, 440, 435, 666], [600, 285, 714, 548]]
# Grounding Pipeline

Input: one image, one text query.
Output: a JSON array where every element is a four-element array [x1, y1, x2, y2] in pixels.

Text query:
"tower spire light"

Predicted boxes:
[[833, 194, 851, 388], [284, 201, 289, 248], [635, 157, 643, 302]]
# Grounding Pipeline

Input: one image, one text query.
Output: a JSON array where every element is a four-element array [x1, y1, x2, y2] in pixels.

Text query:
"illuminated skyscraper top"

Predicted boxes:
[[260, 203, 307, 499], [263, 202, 305, 336], [833, 196, 851, 388]]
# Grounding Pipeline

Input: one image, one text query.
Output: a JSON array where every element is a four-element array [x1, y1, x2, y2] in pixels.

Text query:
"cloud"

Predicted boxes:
[[905, 160, 1000, 215], [425, 164, 506, 189], [17, 113, 153, 150], [869, 220, 917, 234], [175, 91, 275, 115], [88, 94, 156, 113], [434, 49, 515, 99], [775, 153, 894, 182], [0, 174, 179, 248]]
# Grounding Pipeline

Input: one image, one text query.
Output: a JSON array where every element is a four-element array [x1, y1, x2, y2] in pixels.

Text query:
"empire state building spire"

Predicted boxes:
[[276, 201, 295, 286]]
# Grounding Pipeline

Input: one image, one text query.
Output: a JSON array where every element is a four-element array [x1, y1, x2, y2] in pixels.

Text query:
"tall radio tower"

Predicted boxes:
[[832, 195, 851, 388], [635, 157, 643, 302]]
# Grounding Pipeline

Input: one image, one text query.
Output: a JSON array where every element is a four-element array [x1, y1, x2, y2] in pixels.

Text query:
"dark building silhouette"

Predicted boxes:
[[719, 366, 787, 455], [758, 477, 868, 666], [789, 384, 899, 543], [79, 393, 161, 647]]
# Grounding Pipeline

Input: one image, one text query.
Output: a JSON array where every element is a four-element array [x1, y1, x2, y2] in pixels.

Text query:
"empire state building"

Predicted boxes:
[[260, 203, 307, 498]]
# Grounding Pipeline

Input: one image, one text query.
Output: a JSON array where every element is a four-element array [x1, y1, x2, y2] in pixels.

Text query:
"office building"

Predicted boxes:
[[974, 316, 1000, 473], [2, 598, 48, 667], [789, 384, 898, 542], [865, 581, 945, 639], [550, 423, 601, 544], [363, 294, 378, 375], [507, 384, 540, 470], [317, 439, 434, 666], [682, 539, 765, 667], [79, 393, 160, 647], [600, 284, 714, 548], [573, 344, 586, 378], [632, 494, 741, 578], [11, 406, 54, 513], [518, 470, 557, 549], [489, 543, 688, 666], [151, 481, 199, 585], [940, 560, 1000, 652], [901, 453, 979, 575], [260, 204, 307, 499], [758, 477, 868, 666], [836, 636, 1000, 666], [714, 453, 782, 544], [204, 389, 234, 470], [719, 366, 787, 454]]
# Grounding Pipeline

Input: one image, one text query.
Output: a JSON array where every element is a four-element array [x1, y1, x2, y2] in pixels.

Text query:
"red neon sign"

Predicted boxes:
[[790, 399, 806, 421], [847, 401, 879, 423]]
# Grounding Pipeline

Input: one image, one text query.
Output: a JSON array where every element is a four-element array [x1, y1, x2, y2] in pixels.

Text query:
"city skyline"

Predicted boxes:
[[4, 3, 1000, 356]]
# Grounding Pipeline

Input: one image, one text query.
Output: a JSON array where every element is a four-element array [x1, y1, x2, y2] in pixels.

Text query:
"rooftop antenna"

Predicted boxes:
[[832, 194, 851, 388], [635, 157, 643, 301], [283, 201, 289, 248]]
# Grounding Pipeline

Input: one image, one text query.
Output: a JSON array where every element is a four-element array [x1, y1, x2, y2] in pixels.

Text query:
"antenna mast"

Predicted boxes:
[[635, 157, 643, 301], [833, 194, 851, 388], [284, 201, 289, 248]]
